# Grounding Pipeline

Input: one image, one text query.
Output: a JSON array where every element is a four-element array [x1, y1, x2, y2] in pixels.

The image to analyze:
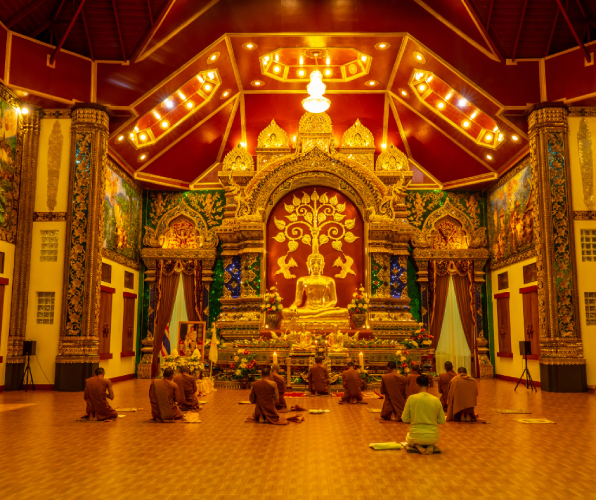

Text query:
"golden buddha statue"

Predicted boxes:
[[282, 252, 350, 328]]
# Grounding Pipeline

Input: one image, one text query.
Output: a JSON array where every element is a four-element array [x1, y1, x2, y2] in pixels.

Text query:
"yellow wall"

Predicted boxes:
[[100, 257, 139, 379], [568, 115, 596, 387], [491, 256, 540, 382], [0, 242, 15, 388]]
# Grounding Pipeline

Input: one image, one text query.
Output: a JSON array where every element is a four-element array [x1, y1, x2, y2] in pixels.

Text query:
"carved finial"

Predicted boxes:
[[257, 119, 290, 148], [341, 119, 374, 148], [375, 143, 409, 171], [299, 111, 332, 134], [222, 143, 255, 172]]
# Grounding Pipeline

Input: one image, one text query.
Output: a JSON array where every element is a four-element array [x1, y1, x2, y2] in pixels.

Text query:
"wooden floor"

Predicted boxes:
[[0, 378, 595, 500]]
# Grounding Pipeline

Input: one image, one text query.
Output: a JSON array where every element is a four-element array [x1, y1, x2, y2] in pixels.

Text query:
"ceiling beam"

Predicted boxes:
[[29, 0, 67, 39], [7, 0, 50, 29], [545, 7, 560, 57], [486, 0, 494, 30], [49, 0, 87, 65], [81, 6, 94, 60], [462, 0, 503, 62], [130, 0, 177, 63], [146, 0, 154, 26], [555, 0, 592, 62], [511, 0, 529, 61], [111, 0, 127, 61]]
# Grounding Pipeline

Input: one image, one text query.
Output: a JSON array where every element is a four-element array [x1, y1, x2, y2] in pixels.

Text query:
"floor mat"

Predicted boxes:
[[367, 408, 382, 413], [492, 408, 531, 414], [369, 442, 402, 450], [514, 418, 556, 424]]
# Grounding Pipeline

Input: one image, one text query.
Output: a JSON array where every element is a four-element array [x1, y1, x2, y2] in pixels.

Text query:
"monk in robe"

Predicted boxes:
[[406, 364, 421, 398], [446, 367, 479, 422], [149, 367, 184, 423], [83, 367, 118, 421], [271, 364, 288, 412], [340, 362, 364, 403], [308, 356, 330, 396], [173, 366, 200, 411], [248, 367, 288, 425], [380, 361, 407, 421], [402, 375, 446, 455], [438, 361, 457, 411]]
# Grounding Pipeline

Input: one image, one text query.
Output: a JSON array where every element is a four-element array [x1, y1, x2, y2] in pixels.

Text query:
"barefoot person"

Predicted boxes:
[[149, 368, 184, 423], [406, 363, 421, 398], [271, 364, 288, 412], [308, 356, 330, 396], [438, 361, 457, 411], [83, 368, 118, 421], [248, 367, 288, 425], [173, 366, 200, 411], [402, 375, 446, 455], [446, 367, 479, 422], [380, 361, 407, 421], [340, 362, 363, 404]]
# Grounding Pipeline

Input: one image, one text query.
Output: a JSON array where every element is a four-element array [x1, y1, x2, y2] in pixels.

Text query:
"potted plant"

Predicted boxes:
[[347, 285, 369, 329], [231, 349, 259, 389], [262, 286, 284, 330]]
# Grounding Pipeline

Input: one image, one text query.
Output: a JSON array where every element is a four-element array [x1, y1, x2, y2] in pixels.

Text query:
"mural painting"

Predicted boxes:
[[0, 98, 18, 237]]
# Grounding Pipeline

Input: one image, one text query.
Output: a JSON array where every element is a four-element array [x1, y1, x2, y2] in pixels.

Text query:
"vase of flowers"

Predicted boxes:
[[262, 286, 284, 329], [162, 349, 180, 373], [347, 285, 369, 329], [231, 349, 258, 388], [401, 324, 433, 350], [188, 349, 205, 377], [390, 349, 417, 376]]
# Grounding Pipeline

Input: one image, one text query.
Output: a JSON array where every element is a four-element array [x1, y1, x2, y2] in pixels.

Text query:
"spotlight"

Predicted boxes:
[[117, 135, 124, 142], [153, 111, 161, 120], [207, 71, 215, 80], [437, 101, 445, 110], [462, 121, 470, 129], [445, 93, 452, 100], [418, 84, 426, 92], [140, 133, 147, 141], [324, 68, 332, 77], [273, 65, 281, 73], [512, 135, 519, 141], [297, 69, 306, 77], [164, 99, 174, 109], [161, 121, 169, 129], [178, 92, 186, 100], [458, 98, 467, 107], [186, 101, 194, 109], [485, 134, 493, 142], [471, 111, 477, 119], [486, 154, 493, 160], [204, 84, 212, 92]]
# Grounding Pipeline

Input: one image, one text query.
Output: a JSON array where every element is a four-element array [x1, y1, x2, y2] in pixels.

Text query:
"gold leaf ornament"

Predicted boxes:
[[302, 234, 312, 245], [302, 192, 311, 205], [319, 234, 330, 245], [336, 203, 346, 213], [320, 192, 329, 204], [345, 218, 356, 229], [286, 213, 298, 222], [305, 212, 313, 224], [332, 240, 343, 252], [318, 212, 326, 223], [311, 190, 319, 202], [284, 203, 295, 213], [273, 232, 286, 242], [344, 231, 358, 243], [288, 240, 299, 252], [293, 195, 301, 207], [329, 195, 338, 206], [274, 217, 286, 230], [333, 213, 345, 222]]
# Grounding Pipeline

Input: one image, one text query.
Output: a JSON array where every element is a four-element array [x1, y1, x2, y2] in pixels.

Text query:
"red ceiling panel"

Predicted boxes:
[[220, 99, 243, 161], [0, 27, 6, 82], [545, 43, 596, 103]]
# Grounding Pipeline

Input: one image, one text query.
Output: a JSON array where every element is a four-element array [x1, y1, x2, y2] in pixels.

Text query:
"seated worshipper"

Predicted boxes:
[[271, 364, 288, 412], [402, 375, 446, 455], [173, 366, 200, 411], [380, 361, 407, 421], [406, 363, 422, 398], [340, 362, 364, 404], [308, 356, 330, 396], [248, 367, 288, 425], [83, 367, 118, 421], [149, 368, 184, 423], [446, 367, 479, 422], [438, 361, 457, 411]]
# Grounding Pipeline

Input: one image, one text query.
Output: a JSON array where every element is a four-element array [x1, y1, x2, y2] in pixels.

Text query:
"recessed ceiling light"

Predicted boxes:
[[361, 55, 367, 62], [274, 53, 279, 62], [485, 133, 493, 142], [139, 154, 147, 161], [153, 111, 161, 119], [186, 101, 194, 109], [471, 111, 478, 119], [458, 98, 467, 107], [437, 101, 445, 110], [374, 42, 391, 50], [178, 92, 185, 100], [140, 133, 147, 141], [161, 121, 169, 129], [462, 120, 470, 129], [498, 134, 504, 142], [486, 154, 493, 160], [242, 42, 257, 50], [427, 75, 433, 82], [207, 71, 215, 80], [324, 68, 332, 77], [413, 51, 426, 63], [164, 98, 173, 109], [418, 84, 426, 92], [445, 93, 452, 100], [512, 135, 519, 141], [326, 56, 330, 65], [221, 89, 231, 99], [129, 132, 135, 139], [208, 52, 220, 62], [197, 75, 205, 83], [399, 88, 409, 98], [297, 68, 306, 77], [365, 80, 379, 87], [493, 126, 499, 132], [273, 65, 281, 73], [251, 80, 264, 87], [117, 135, 124, 141], [204, 84, 212, 92]]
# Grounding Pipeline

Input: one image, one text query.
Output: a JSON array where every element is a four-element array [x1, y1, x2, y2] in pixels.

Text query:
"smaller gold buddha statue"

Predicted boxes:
[[327, 324, 346, 352], [291, 323, 314, 350]]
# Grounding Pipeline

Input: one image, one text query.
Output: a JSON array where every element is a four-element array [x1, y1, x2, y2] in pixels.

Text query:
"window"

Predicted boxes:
[[586, 292, 596, 326], [40, 230, 59, 262], [0, 251, 5, 273], [99, 291, 113, 356], [122, 295, 136, 354], [498, 271, 509, 290], [523, 262, 537, 284], [102, 262, 112, 283], [124, 271, 134, 290], [37, 292, 55, 324], [580, 229, 596, 262], [496, 295, 512, 355]]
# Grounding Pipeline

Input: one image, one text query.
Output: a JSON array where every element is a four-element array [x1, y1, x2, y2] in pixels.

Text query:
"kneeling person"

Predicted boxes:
[[380, 361, 407, 420], [308, 356, 330, 396], [248, 367, 288, 425], [271, 364, 288, 412], [402, 375, 445, 454], [149, 368, 184, 423], [341, 362, 363, 403], [84, 367, 118, 421], [173, 366, 200, 411], [446, 367, 479, 422]]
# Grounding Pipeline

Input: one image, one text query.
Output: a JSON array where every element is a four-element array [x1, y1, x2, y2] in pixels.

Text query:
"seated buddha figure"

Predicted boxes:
[[282, 252, 350, 323]]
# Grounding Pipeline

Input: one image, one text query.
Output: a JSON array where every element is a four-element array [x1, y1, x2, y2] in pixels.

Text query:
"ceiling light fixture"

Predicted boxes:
[[493, 126, 499, 132], [117, 135, 124, 142], [207, 71, 215, 80], [198, 75, 205, 83], [471, 111, 477, 119], [242, 42, 257, 50], [485, 133, 493, 142], [324, 68, 332, 77], [134, 126, 139, 132], [437, 101, 445, 110], [486, 154, 493, 160], [186, 101, 194, 109], [298, 68, 306, 77], [445, 93, 452, 100], [251, 80, 264, 87], [221, 89, 231, 99], [374, 42, 391, 50], [140, 133, 148, 141], [153, 111, 161, 119], [139, 154, 147, 161], [366, 80, 379, 87], [458, 98, 467, 107], [273, 65, 281, 73], [512, 135, 519, 141], [361, 55, 367, 62], [498, 133, 504, 142], [20, 107, 29, 115], [462, 120, 470, 129], [418, 84, 426, 92], [299, 55, 304, 65], [302, 70, 330, 114], [161, 121, 169, 129], [326, 56, 330, 65], [208, 52, 220, 62], [129, 132, 135, 139], [275, 53, 279, 62], [178, 92, 186, 100], [427, 75, 433, 82], [413, 51, 426, 63], [204, 84, 212, 92]]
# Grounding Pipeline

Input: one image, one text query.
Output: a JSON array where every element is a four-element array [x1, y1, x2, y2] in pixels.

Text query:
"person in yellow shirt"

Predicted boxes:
[[401, 374, 446, 455]]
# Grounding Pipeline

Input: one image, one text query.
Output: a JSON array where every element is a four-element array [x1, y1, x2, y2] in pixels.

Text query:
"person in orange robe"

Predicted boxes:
[[173, 366, 200, 411], [406, 363, 422, 398], [149, 368, 184, 422], [248, 367, 288, 424], [446, 367, 479, 422], [438, 361, 457, 411], [271, 364, 288, 412], [83, 367, 118, 421], [308, 356, 330, 395], [340, 362, 364, 403], [380, 361, 407, 421]]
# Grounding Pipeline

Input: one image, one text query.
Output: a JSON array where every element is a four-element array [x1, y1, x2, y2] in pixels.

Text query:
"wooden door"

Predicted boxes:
[[496, 297, 512, 354], [522, 291, 540, 356], [0, 285, 5, 343], [99, 291, 112, 355], [121, 296, 136, 353]]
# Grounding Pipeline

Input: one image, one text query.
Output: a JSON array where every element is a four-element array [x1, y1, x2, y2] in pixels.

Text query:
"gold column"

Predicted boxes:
[[528, 104, 587, 392], [4, 108, 41, 390], [55, 106, 109, 391]]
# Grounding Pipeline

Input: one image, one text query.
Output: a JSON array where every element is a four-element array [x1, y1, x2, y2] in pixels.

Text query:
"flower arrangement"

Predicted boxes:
[[188, 349, 205, 374], [162, 349, 180, 372], [401, 325, 433, 350], [390, 349, 417, 376], [347, 285, 369, 314], [261, 286, 284, 313], [230, 349, 259, 379]]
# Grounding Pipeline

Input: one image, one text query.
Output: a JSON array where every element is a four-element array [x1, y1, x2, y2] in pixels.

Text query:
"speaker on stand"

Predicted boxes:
[[515, 340, 536, 392], [19, 340, 36, 392]]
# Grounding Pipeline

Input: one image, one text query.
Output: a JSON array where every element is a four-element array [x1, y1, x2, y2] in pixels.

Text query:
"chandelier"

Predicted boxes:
[[302, 70, 331, 113]]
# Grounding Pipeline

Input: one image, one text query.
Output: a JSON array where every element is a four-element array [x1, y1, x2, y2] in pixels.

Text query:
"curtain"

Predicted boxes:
[[182, 273, 200, 321], [452, 273, 476, 353], [430, 270, 450, 349], [436, 276, 472, 374], [151, 266, 180, 377], [169, 277, 189, 349]]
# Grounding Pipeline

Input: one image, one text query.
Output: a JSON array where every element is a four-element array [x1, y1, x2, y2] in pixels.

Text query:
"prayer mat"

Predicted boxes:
[[369, 442, 402, 450], [117, 415, 126, 418], [182, 413, 201, 423], [238, 401, 252, 404], [492, 408, 531, 414], [116, 408, 138, 412], [515, 418, 556, 424], [309, 409, 331, 414], [400, 442, 442, 454], [367, 408, 382, 413]]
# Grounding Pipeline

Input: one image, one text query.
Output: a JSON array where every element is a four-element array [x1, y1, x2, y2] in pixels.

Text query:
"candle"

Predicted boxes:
[[273, 352, 278, 365], [359, 352, 364, 368]]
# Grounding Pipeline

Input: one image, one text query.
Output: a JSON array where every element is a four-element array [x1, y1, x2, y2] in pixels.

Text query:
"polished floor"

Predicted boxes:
[[0, 378, 595, 500]]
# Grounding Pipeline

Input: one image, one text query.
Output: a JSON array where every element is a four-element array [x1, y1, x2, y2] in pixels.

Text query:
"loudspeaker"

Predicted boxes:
[[519, 340, 532, 357], [23, 340, 36, 356]]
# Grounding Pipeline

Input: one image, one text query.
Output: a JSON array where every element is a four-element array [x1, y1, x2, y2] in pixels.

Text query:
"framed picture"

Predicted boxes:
[[177, 321, 206, 360]]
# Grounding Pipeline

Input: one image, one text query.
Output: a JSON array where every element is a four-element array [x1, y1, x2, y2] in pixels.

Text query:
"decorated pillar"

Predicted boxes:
[[55, 106, 109, 391], [528, 104, 587, 392], [4, 100, 41, 390]]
